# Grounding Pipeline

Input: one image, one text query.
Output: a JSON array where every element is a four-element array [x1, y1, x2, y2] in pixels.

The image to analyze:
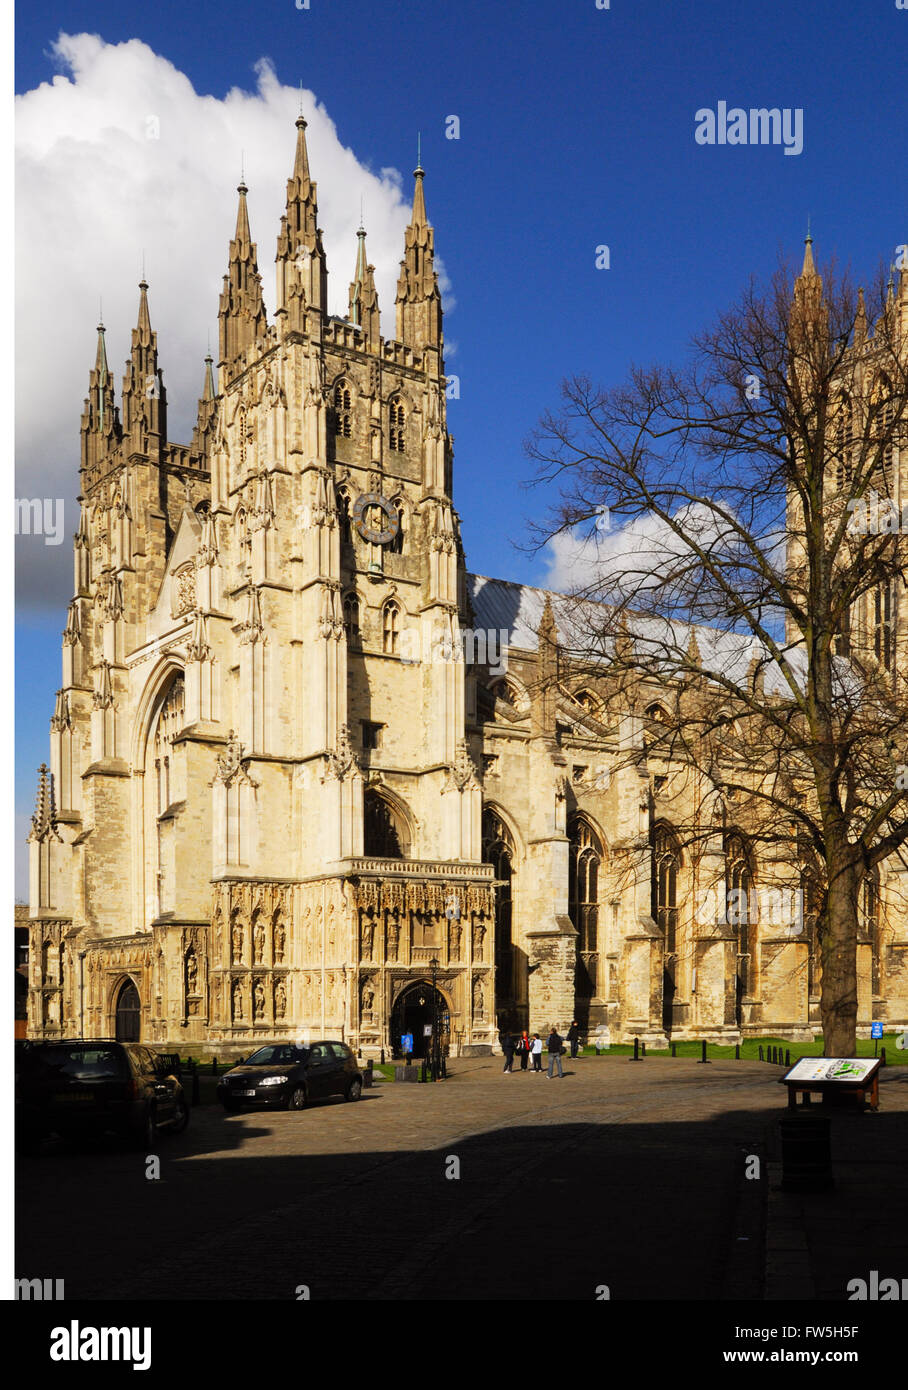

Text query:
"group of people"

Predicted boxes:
[[499, 1022, 582, 1078]]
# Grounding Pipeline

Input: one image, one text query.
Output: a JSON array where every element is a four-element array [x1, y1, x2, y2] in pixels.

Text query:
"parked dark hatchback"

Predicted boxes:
[[16, 1040, 189, 1151], [217, 1041, 363, 1110]]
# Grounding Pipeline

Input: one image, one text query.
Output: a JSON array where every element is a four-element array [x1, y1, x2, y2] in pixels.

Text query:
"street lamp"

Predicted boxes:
[[429, 955, 439, 1081]]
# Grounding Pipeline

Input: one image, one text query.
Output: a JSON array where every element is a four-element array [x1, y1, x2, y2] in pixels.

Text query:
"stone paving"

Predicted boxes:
[[15, 1056, 907, 1301]]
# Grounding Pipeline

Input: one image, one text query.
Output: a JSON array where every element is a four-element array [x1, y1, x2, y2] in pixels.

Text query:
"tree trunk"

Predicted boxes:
[[819, 843, 859, 1056]]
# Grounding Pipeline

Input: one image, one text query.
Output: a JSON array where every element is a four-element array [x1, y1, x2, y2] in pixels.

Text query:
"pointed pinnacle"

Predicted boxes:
[[293, 113, 310, 183], [203, 352, 216, 400], [410, 161, 427, 228], [137, 278, 151, 334]]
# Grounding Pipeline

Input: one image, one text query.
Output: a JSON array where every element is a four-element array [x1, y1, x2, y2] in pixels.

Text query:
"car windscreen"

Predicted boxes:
[[37, 1046, 127, 1080], [243, 1045, 307, 1066]]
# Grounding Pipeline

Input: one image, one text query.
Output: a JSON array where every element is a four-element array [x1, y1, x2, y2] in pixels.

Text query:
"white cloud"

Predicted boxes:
[[15, 33, 453, 608], [543, 503, 732, 595]]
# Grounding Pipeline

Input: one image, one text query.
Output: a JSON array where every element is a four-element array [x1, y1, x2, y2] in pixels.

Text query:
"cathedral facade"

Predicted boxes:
[[26, 121, 908, 1054]]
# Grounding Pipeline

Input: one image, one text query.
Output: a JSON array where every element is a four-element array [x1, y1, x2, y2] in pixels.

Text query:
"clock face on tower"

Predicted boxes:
[[351, 492, 400, 545]]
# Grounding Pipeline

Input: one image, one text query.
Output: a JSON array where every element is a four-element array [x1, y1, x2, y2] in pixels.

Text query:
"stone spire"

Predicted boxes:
[[532, 596, 559, 739], [395, 154, 442, 353], [121, 280, 167, 453], [29, 763, 58, 841], [80, 320, 120, 475], [854, 287, 867, 347], [218, 181, 268, 375], [191, 352, 218, 462], [275, 115, 328, 327], [790, 228, 827, 350], [348, 223, 380, 347]]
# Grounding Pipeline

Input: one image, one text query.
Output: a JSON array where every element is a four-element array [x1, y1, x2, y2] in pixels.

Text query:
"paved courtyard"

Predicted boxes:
[[16, 1056, 907, 1301]]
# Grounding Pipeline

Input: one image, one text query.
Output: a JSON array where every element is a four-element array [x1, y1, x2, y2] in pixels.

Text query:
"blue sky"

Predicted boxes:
[[14, 0, 908, 894]]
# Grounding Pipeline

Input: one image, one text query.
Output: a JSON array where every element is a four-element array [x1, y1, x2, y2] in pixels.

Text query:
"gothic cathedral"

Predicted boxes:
[[26, 121, 908, 1054]]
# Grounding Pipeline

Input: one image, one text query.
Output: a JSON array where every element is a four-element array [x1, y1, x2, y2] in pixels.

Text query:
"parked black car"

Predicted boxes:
[[16, 1039, 189, 1151], [217, 1041, 363, 1110]]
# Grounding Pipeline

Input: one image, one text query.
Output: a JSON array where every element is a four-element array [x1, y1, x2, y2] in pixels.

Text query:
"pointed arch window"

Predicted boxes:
[[337, 488, 352, 546], [799, 845, 824, 998], [388, 397, 406, 452], [334, 380, 352, 439], [652, 823, 681, 954], [873, 582, 895, 673], [833, 394, 853, 490], [569, 818, 603, 1004], [861, 867, 882, 996], [482, 809, 515, 1010], [389, 502, 405, 555], [382, 600, 400, 655], [364, 789, 405, 859], [871, 375, 895, 489], [343, 593, 361, 648], [726, 831, 757, 998]]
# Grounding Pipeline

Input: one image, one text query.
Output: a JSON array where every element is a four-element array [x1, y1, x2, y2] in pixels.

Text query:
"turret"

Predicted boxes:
[[190, 352, 218, 463], [121, 280, 167, 458], [275, 115, 328, 330], [395, 152, 442, 355], [218, 182, 268, 378], [348, 223, 380, 349], [79, 321, 120, 476]]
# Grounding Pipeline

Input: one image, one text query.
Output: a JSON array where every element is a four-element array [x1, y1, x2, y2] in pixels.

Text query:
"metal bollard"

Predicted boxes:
[[420, 1060, 427, 1083], [671, 1042, 676, 1058], [698, 1039, 709, 1064], [735, 1043, 740, 1060], [881, 1047, 887, 1067], [630, 1037, 640, 1062], [785, 1049, 791, 1067], [780, 1114, 833, 1192], [212, 1057, 218, 1076], [759, 1044, 764, 1062], [380, 1048, 385, 1065], [190, 1058, 200, 1107], [641, 1041, 646, 1058], [365, 1059, 373, 1089]]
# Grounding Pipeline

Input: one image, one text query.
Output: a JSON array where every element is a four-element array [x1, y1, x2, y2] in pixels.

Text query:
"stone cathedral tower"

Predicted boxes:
[[28, 122, 907, 1053], [28, 120, 502, 1054]]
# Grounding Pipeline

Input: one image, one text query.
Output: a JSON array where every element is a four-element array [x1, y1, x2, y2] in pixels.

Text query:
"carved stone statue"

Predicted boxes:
[[273, 922, 285, 964], [473, 922, 486, 958], [472, 976, 484, 1017], [387, 917, 400, 962], [274, 980, 286, 1018], [253, 979, 266, 1020], [362, 981, 375, 1019], [185, 952, 198, 994], [232, 923, 244, 963], [232, 979, 244, 1019], [360, 916, 374, 960], [253, 922, 265, 964]]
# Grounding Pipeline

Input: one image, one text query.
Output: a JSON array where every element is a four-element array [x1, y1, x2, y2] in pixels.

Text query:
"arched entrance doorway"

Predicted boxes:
[[115, 979, 141, 1042], [389, 981, 449, 1059]]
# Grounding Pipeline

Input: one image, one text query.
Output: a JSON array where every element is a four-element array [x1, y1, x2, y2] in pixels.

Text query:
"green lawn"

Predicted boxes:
[[577, 1034, 905, 1063]]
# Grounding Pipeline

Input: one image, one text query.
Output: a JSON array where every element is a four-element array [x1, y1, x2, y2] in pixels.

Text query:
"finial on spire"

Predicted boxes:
[[805, 214, 812, 245], [298, 80, 304, 118], [415, 131, 423, 176]]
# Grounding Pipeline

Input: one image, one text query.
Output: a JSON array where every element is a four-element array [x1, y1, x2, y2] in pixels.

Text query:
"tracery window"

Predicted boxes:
[[652, 823, 681, 954], [334, 380, 352, 439], [388, 397, 406, 452], [382, 600, 400, 655]]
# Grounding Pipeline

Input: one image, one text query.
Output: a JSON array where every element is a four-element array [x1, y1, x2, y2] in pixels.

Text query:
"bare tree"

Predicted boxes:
[[526, 248, 908, 1055]]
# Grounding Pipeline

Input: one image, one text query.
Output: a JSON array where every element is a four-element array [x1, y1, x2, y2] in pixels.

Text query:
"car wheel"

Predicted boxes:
[[169, 1098, 189, 1134], [345, 1078, 363, 1102], [287, 1085, 307, 1111]]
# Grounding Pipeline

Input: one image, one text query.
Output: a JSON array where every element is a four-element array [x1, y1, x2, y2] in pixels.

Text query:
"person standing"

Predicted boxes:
[[517, 1030, 530, 1071], [501, 1031, 515, 1073], [567, 1020, 581, 1059], [530, 1034, 543, 1072], [546, 1026, 564, 1078]]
